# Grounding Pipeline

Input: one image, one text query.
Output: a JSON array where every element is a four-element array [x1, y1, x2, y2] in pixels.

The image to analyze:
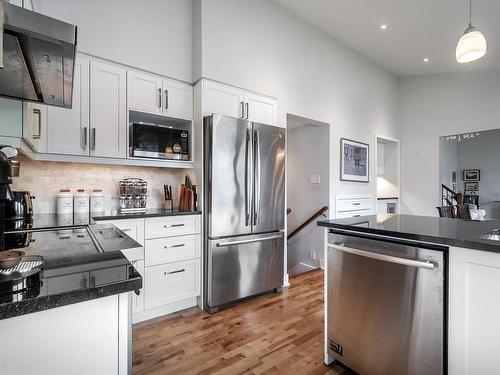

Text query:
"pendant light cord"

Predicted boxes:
[[469, 0, 472, 26]]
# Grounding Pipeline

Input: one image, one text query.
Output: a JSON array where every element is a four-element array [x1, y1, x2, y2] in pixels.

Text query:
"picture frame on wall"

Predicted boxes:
[[465, 182, 479, 191], [463, 169, 480, 181], [340, 138, 369, 183]]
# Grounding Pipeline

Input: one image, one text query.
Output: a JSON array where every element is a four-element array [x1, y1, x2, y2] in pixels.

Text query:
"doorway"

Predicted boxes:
[[286, 114, 330, 277], [375, 136, 400, 214]]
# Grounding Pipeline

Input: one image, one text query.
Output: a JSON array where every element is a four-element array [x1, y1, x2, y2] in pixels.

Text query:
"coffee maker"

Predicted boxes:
[[0, 145, 19, 251]]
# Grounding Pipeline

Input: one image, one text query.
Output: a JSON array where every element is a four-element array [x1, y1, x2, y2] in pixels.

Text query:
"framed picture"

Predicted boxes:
[[463, 169, 480, 181], [465, 182, 479, 191], [340, 138, 369, 183]]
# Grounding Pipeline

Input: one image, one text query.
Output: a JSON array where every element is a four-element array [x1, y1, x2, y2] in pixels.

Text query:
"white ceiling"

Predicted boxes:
[[275, 0, 500, 76]]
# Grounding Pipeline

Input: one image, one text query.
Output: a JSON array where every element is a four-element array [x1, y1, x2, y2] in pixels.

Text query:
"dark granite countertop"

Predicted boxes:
[[2, 208, 202, 233], [0, 224, 143, 320], [92, 208, 202, 221], [318, 213, 500, 253]]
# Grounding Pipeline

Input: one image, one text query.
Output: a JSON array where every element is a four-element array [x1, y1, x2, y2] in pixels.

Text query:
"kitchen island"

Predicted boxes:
[[318, 214, 500, 375], [0, 219, 142, 375]]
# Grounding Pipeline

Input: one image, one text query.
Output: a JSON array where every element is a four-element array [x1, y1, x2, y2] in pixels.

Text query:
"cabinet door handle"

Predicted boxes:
[[245, 102, 249, 120], [165, 269, 185, 275], [32, 108, 42, 139], [82, 127, 88, 150], [91, 128, 96, 150], [158, 88, 162, 108], [240, 101, 245, 119], [164, 243, 185, 249], [121, 228, 131, 232], [163, 223, 185, 228], [164, 89, 169, 110]]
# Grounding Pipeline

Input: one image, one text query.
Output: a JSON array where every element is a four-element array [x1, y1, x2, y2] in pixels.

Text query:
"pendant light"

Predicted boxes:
[[456, 0, 487, 63]]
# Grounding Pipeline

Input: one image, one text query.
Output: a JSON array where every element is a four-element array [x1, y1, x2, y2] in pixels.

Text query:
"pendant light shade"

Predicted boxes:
[[456, 0, 487, 64], [456, 24, 487, 63]]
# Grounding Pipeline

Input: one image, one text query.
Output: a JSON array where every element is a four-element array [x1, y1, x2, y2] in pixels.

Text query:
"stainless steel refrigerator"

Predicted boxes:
[[204, 114, 285, 313]]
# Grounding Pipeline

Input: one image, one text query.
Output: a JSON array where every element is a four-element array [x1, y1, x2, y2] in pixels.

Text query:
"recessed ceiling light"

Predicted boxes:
[[380, 24, 388, 30], [423, 58, 430, 62]]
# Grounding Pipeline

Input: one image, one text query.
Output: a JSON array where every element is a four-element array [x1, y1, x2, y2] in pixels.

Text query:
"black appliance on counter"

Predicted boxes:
[[129, 122, 189, 161]]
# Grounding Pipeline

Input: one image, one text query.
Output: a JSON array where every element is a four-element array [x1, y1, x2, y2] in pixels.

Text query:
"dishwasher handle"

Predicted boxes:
[[327, 243, 435, 270]]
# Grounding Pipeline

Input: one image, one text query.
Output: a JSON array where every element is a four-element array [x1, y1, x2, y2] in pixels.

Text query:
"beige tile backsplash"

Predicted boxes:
[[11, 157, 193, 213]]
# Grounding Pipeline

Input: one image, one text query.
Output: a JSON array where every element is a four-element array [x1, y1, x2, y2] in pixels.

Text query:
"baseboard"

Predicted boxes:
[[288, 262, 318, 276], [132, 297, 199, 324]]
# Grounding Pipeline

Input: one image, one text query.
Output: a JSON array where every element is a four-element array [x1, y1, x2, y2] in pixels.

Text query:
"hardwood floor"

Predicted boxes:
[[133, 269, 353, 375]]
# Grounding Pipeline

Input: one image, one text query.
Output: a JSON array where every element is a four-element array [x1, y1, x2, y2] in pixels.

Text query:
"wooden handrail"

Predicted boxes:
[[441, 184, 464, 206], [441, 184, 455, 195], [287, 206, 328, 241]]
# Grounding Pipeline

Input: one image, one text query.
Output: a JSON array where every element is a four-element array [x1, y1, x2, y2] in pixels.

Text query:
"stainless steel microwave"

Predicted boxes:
[[129, 122, 189, 161]]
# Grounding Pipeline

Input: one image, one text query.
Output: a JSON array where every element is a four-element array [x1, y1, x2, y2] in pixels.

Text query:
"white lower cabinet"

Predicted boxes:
[[449, 246, 500, 375], [145, 259, 200, 309], [98, 215, 201, 323]]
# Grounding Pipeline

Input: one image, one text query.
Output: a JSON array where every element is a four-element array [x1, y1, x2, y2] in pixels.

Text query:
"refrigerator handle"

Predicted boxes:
[[245, 128, 251, 226], [253, 129, 261, 226]]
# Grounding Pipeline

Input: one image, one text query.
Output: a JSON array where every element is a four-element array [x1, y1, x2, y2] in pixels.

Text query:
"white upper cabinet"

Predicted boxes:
[[127, 71, 163, 115], [90, 61, 127, 158], [0, 98, 23, 138], [23, 102, 47, 153], [47, 57, 90, 156], [202, 80, 244, 119], [162, 78, 193, 120], [202, 79, 277, 126], [244, 92, 276, 125], [127, 71, 193, 120]]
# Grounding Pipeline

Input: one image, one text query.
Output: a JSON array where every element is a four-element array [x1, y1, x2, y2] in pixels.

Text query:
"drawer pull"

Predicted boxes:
[[352, 203, 361, 206], [165, 268, 185, 275], [164, 244, 185, 249], [121, 228, 132, 232], [163, 224, 185, 228]]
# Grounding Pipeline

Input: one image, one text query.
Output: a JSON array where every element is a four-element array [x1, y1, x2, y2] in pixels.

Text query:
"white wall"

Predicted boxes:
[[398, 69, 500, 216], [456, 131, 500, 219], [198, 0, 398, 215], [287, 123, 329, 274], [36, 0, 193, 82], [439, 138, 458, 190]]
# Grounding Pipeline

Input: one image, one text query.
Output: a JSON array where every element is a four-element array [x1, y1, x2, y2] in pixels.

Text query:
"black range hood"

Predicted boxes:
[[0, 1, 77, 108]]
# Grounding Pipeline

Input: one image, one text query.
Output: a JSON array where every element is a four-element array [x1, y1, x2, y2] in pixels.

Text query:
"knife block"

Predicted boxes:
[[179, 185, 193, 212]]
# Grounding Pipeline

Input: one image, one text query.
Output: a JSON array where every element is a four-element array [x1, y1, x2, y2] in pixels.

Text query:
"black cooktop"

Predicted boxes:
[[0, 223, 143, 320]]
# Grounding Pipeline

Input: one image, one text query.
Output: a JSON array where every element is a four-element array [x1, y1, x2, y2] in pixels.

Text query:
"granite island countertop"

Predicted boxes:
[[318, 213, 500, 253]]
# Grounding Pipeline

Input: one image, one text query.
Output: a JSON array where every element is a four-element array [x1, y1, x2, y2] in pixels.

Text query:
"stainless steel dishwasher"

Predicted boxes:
[[327, 231, 446, 375]]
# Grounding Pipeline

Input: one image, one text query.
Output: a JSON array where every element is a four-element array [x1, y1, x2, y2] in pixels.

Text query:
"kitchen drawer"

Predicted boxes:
[[145, 259, 200, 309], [337, 198, 371, 212], [336, 209, 372, 219], [145, 215, 201, 239], [145, 234, 201, 266], [97, 218, 145, 246]]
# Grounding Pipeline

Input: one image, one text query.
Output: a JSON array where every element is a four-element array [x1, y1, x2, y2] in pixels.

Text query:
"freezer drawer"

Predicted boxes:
[[327, 233, 445, 375], [206, 232, 284, 309]]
